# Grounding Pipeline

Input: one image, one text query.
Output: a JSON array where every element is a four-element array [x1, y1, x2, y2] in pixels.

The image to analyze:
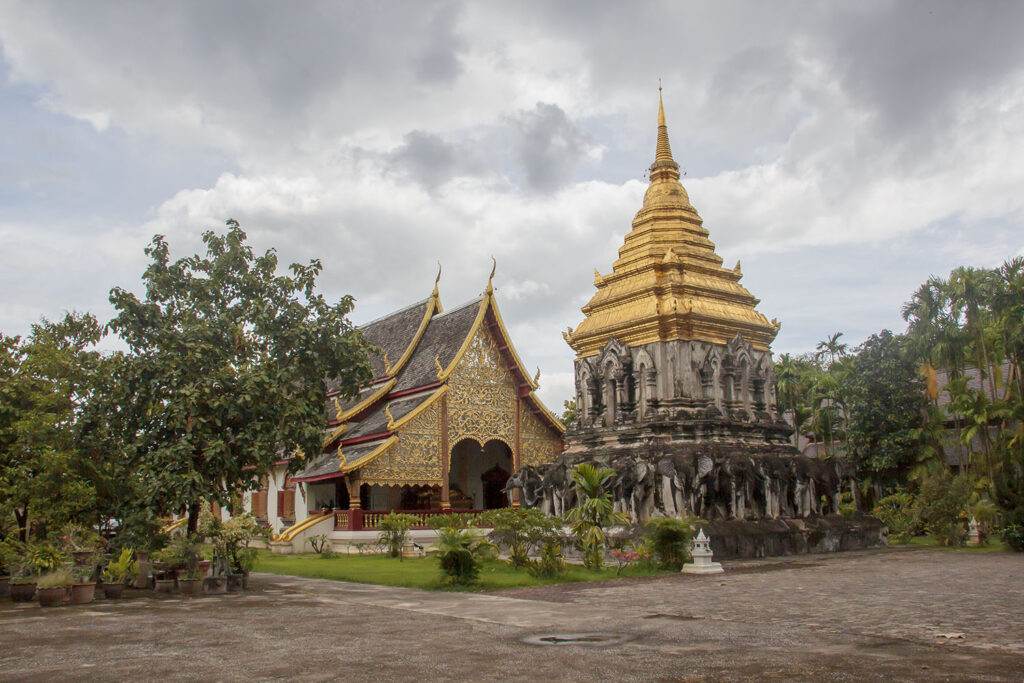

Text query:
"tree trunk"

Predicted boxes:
[[187, 501, 200, 535], [14, 507, 28, 542]]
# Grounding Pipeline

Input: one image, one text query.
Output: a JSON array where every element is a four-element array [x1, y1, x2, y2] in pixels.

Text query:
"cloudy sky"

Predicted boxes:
[[2, 1, 1024, 410]]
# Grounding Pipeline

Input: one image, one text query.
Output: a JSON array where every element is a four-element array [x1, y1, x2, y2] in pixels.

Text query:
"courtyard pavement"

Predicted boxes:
[[0, 547, 1022, 681]]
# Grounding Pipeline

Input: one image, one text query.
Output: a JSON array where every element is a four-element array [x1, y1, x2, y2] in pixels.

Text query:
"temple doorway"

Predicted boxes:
[[449, 438, 513, 510]]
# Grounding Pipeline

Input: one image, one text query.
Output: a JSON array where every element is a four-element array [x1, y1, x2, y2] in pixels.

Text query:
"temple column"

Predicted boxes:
[[614, 371, 627, 424], [345, 475, 361, 509], [632, 369, 645, 419], [440, 392, 451, 510], [512, 397, 521, 508], [587, 377, 601, 425]]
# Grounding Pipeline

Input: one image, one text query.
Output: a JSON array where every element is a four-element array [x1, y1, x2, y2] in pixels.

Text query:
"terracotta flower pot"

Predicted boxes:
[[38, 586, 66, 607], [10, 582, 37, 602], [103, 582, 125, 599], [154, 578, 176, 594], [197, 560, 211, 577], [70, 582, 96, 604], [178, 577, 202, 597], [202, 576, 226, 595]]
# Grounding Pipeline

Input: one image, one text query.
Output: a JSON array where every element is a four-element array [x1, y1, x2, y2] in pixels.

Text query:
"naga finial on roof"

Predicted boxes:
[[485, 255, 497, 295]]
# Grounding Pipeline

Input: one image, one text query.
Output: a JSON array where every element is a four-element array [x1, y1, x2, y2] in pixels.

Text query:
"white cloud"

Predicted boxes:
[[2, 0, 1024, 414]]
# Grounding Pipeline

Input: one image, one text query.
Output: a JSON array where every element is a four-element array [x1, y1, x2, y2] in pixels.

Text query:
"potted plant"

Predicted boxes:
[[59, 523, 104, 566], [233, 547, 259, 591], [0, 538, 19, 598], [157, 534, 203, 596], [37, 568, 73, 607], [70, 566, 96, 604], [177, 569, 203, 596], [9, 565, 38, 603], [102, 548, 137, 599]]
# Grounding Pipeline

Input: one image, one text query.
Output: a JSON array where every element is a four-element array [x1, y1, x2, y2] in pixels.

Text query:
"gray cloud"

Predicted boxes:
[[511, 103, 594, 192], [387, 130, 483, 191]]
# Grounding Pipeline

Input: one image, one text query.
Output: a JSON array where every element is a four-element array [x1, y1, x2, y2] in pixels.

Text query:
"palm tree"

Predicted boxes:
[[564, 463, 628, 571], [816, 332, 848, 368]]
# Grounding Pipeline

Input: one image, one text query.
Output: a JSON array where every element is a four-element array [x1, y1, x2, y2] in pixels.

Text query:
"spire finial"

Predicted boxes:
[[485, 256, 497, 295], [432, 261, 442, 298], [655, 84, 673, 163]]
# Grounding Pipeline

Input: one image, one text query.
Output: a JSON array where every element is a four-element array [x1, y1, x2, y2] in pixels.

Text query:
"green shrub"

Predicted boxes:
[[565, 463, 629, 571], [37, 567, 74, 588], [308, 534, 330, 554], [432, 514, 496, 585], [873, 491, 920, 542], [482, 508, 562, 570], [0, 537, 23, 576], [838, 491, 857, 517], [376, 512, 419, 560], [526, 535, 566, 579], [156, 534, 202, 577], [26, 543, 66, 574], [1001, 525, 1024, 552], [917, 474, 972, 546], [103, 547, 137, 584], [643, 517, 694, 570]]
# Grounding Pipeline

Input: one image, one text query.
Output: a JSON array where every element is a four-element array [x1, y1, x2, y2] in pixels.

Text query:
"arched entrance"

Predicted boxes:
[[449, 438, 513, 510]]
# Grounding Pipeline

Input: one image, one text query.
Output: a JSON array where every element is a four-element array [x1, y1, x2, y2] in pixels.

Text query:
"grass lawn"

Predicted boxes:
[[254, 551, 670, 591], [893, 536, 1013, 552]]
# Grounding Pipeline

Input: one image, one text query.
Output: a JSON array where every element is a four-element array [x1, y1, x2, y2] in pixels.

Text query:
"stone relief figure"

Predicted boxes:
[[507, 450, 853, 526]]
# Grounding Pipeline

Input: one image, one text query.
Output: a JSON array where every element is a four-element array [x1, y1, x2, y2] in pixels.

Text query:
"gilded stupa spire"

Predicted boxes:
[[565, 87, 780, 358], [653, 84, 677, 169]]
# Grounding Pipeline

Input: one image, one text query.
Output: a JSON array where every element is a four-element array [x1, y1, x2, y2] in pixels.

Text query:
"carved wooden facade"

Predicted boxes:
[[293, 277, 564, 511]]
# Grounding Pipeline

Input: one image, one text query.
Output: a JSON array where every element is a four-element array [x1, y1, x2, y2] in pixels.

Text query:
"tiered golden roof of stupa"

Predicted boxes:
[[566, 90, 781, 359]]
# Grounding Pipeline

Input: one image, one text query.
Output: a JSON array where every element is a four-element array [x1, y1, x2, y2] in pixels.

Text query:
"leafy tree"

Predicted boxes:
[[564, 463, 629, 571], [917, 473, 973, 546], [561, 398, 577, 427], [107, 221, 374, 534], [0, 313, 103, 541], [841, 331, 939, 496]]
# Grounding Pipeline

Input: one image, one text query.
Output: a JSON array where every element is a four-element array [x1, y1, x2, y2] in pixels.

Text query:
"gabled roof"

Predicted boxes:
[[294, 271, 564, 483]]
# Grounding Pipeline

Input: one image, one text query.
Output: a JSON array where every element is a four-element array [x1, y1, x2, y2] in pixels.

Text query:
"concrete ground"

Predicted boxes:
[[0, 547, 1021, 682]]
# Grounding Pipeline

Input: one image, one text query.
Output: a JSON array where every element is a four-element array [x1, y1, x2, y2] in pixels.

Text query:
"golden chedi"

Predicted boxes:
[[564, 90, 789, 450], [506, 92, 886, 558]]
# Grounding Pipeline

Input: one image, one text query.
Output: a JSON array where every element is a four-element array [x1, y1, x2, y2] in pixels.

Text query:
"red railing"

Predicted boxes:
[[333, 508, 490, 531]]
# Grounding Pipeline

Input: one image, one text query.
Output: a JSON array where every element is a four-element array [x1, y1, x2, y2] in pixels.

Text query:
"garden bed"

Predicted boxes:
[[254, 551, 669, 591]]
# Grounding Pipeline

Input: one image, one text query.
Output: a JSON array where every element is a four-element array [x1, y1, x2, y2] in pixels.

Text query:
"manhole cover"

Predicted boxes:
[[522, 632, 634, 647]]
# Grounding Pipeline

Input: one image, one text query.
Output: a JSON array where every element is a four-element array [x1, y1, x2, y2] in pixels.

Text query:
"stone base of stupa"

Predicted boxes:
[[699, 514, 888, 560], [681, 560, 724, 574]]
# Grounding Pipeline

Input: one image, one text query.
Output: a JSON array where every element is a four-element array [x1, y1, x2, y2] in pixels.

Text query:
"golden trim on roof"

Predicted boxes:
[[485, 285, 540, 392], [567, 89, 779, 358], [438, 295, 489, 382], [325, 377, 397, 444], [388, 289, 440, 377], [390, 385, 448, 431], [338, 436, 398, 474]]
